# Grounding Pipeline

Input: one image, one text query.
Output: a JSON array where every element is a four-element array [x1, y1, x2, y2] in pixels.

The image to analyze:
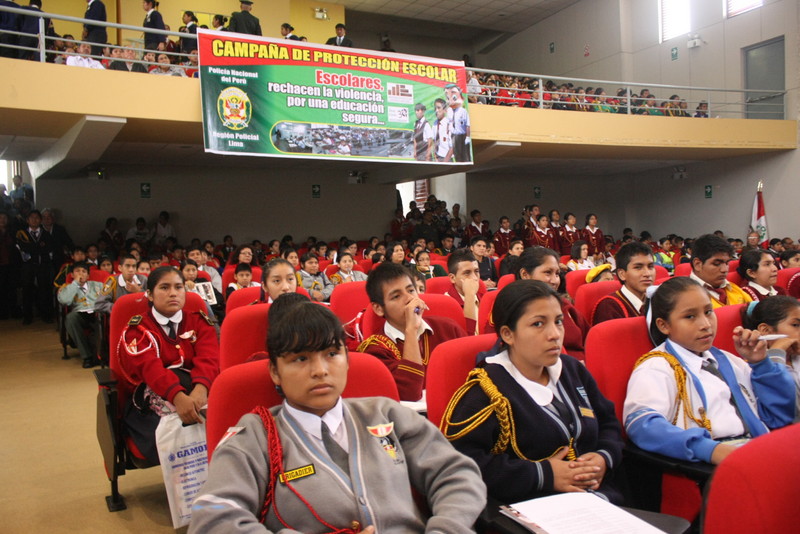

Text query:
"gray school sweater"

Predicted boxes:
[[190, 397, 486, 533]]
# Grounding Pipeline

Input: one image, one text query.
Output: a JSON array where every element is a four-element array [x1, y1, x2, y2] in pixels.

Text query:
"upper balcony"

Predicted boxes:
[[0, 6, 795, 183]]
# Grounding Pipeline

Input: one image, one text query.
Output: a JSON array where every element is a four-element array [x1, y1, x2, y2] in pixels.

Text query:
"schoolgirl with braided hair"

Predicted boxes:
[[190, 302, 485, 533], [441, 280, 624, 504], [623, 277, 795, 466]]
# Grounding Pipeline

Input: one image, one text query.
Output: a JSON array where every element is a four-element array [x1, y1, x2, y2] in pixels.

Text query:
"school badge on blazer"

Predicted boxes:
[[367, 422, 402, 464], [217, 87, 252, 130]]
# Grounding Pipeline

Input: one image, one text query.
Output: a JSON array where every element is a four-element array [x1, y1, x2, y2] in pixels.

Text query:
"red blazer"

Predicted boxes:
[[493, 229, 513, 257], [581, 227, 606, 256], [120, 309, 220, 402], [558, 226, 581, 255]]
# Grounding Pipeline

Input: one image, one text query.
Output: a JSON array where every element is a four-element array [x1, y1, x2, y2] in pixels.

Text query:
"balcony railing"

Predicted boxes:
[[0, 4, 786, 119]]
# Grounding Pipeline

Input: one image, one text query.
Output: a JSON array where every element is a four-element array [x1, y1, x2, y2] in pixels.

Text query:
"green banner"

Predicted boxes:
[[198, 30, 472, 164]]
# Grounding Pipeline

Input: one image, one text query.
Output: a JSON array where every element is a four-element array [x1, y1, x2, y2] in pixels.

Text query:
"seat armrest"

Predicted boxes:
[[94, 368, 118, 387], [625, 442, 715, 480]]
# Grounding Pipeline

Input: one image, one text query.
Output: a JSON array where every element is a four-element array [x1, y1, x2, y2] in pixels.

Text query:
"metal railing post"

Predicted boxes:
[[38, 16, 45, 62]]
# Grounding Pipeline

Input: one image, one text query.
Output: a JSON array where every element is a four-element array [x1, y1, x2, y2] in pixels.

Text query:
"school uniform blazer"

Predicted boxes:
[[190, 397, 486, 534], [358, 316, 467, 401], [119, 308, 219, 403], [448, 356, 623, 504], [142, 9, 165, 49], [325, 36, 353, 47], [83, 0, 107, 43], [591, 289, 642, 325]]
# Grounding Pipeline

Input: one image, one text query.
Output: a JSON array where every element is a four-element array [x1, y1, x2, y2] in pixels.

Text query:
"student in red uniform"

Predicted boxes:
[[515, 247, 590, 360], [529, 213, 557, 250], [559, 212, 581, 256], [548, 209, 563, 252], [592, 241, 655, 325], [581, 213, 606, 263], [737, 249, 786, 301], [358, 263, 467, 401], [493, 216, 513, 257], [463, 210, 491, 242], [119, 266, 220, 464], [444, 249, 484, 334]]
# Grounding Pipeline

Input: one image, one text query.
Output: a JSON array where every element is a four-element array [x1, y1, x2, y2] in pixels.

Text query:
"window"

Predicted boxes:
[[659, 0, 691, 43], [726, 0, 762, 18]]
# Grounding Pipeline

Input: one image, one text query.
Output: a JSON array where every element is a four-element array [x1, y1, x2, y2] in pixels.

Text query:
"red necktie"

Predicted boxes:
[[707, 285, 727, 305]]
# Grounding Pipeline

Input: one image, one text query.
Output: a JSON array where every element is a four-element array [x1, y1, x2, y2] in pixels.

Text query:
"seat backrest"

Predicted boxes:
[[426, 334, 497, 427], [574, 280, 622, 325], [674, 263, 692, 277], [420, 293, 466, 330], [196, 270, 211, 282], [477, 289, 499, 334], [109, 292, 206, 399], [225, 286, 262, 313], [329, 281, 369, 324], [431, 260, 448, 273], [560, 254, 571, 265], [565, 269, 589, 299], [726, 270, 745, 287], [497, 273, 515, 290], [713, 303, 745, 357], [206, 352, 400, 459], [90, 271, 113, 284], [777, 266, 800, 289], [703, 423, 800, 534], [324, 264, 339, 278], [220, 303, 270, 370], [221, 267, 263, 299], [226, 286, 310, 314], [653, 265, 670, 281], [584, 316, 653, 428], [425, 276, 452, 294], [357, 258, 374, 273]]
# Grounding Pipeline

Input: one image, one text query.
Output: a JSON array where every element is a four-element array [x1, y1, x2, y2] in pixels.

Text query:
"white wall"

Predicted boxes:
[[35, 164, 398, 247], [468, 0, 800, 241]]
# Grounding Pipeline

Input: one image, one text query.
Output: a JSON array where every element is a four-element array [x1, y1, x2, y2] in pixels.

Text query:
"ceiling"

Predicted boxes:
[[328, 0, 581, 33]]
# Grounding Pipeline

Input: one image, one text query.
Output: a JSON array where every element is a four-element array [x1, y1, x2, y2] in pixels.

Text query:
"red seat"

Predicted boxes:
[[713, 303, 745, 357], [221, 267, 263, 300], [560, 255, 571, 265], [573, 279, 621, 325], [206, 353, 400, 459], [674, 263, 692, 277], [329, 281, 369, 324], [703, 423, 800, 534], [430, 260, 448, 273], [565, 269, 589, 299], [226, 285, 310, 315], [324, 264, 339, 278], [497, 273, 515, 290], [90, 270, 114, 284], [220, 303, 270, 371], [726, 270, 744, 287], [425, 277, 452, 294], [777, 266, 800, 288], [728, 259, 739, 275], [357, 258, 374, 272], [318, 259, 332, 271], [420, 293, 466, 331], [425, 277, 486, 295], [196, 270, 211, 282], [425, 334, 497, 428], [584, 316, 703, 522], [654, 265, 670, 281], [477, 290, 499, 334]]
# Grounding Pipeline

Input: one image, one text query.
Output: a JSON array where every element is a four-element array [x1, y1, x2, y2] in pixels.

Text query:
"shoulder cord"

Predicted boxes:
[[357, 334, 430, 365], [253, 406, 358, 534], [590, 293, 632, 323], [116, 326, 160, 388], [634, 351, 712, 432], [440, 368, 576, 461]]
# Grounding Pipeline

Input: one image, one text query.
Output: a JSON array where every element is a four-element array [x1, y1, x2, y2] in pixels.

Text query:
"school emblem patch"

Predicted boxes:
[[217, 87, 252, 131], [367, 422, 402, 463]]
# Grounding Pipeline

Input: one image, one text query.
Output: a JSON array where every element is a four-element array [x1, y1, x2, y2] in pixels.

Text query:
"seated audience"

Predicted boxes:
[[566, 240, 595, 271], [66, 42, 105, 69], [592, 241, 654, 324], [413, 249, 446, 280], [226, 262, 260, 299], [189, 302, 485, 533], [742, 296, 800, 421], [444, 249, 484, 334], [358, 263, 467, 401], [737, 249, 785, 301], [470, 236, 498, 289], [516, 247, 590, 360], [150, 52, 187, 76], [119, 267, 219, 465], [94, 254, 146, 313], [689, 234, 752, 308], [624, 277, 794, 465], [442, 280, 624, 504], [298, 252, 333, 302], [57, 261, 103, 368], [329, 252, 368, 284]]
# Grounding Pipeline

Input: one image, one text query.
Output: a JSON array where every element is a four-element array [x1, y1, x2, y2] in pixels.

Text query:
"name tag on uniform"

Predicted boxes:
[[279, 464, 316, 484], [579, 407, 595, 418]]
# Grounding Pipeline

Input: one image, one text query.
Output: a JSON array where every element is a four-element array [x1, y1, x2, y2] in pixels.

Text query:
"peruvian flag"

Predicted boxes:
[[750, 184, 768, 248]]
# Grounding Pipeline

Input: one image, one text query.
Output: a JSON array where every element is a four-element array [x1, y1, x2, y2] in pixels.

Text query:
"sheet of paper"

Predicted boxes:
[[508, 493, 666, 534]]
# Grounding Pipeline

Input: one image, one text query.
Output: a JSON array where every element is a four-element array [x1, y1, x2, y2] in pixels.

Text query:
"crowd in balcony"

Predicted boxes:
[[466, 71, 710, 117]]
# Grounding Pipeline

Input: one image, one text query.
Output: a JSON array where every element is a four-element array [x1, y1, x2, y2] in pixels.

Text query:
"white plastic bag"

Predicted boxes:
[[155, 413, 209, 528]]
